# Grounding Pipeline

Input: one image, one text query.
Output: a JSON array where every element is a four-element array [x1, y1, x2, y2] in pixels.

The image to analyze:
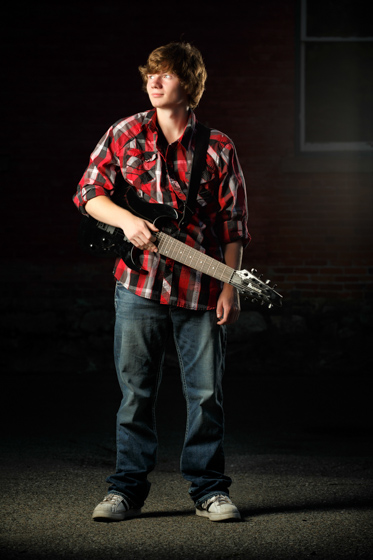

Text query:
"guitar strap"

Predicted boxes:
[[178, 122, 211, 228]]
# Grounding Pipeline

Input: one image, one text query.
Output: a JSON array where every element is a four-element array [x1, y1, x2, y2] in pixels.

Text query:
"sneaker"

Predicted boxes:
[[92, 493, 141, 522], [196, 494, 241, 522]]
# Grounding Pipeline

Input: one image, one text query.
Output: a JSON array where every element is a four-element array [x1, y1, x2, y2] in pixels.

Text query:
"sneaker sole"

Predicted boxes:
[[92, 508, 142, 522], [196, 509, 241, 522]]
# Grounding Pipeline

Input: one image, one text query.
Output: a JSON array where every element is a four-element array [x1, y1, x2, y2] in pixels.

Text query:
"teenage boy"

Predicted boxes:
[[73, 41, 249, 522]]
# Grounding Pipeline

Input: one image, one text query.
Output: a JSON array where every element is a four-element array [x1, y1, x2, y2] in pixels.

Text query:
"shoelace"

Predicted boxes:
[[102, 493, 132, 511], [103, 494, 123, 505], [202, 494, 232, 510]]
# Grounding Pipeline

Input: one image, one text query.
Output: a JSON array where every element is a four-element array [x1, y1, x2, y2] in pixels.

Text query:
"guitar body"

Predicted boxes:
[[124, 187, 180, 227], [79, 187, 180, 272]]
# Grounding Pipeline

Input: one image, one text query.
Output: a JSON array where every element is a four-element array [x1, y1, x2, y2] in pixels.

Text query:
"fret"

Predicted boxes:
[[156, 232, 233, 283]]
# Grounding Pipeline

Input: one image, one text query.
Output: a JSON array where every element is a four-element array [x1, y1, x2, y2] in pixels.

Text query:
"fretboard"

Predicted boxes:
[[156, 231, 234, 284]]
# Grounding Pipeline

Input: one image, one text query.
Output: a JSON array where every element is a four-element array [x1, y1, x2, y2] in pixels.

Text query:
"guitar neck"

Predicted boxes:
[[86, 217, 282, 307], [156, 231, 234, 284]]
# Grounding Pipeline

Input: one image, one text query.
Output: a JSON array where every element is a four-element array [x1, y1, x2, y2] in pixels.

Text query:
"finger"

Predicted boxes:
[[136, 237, 158, 252], [147, 221, 159, 233], [216, 310, 224, 325], [144, 242, 157, 252], [222, 308, 240, 326]]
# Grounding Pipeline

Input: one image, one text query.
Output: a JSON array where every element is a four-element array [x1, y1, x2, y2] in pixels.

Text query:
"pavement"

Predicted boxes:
[[1, 356, 373, 559]]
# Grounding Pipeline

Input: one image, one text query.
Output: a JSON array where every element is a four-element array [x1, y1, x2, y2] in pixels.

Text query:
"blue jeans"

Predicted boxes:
[[106, 283, 231, 507]]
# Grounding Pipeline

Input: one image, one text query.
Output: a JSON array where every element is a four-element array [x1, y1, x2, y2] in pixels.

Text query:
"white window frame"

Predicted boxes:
[[299, 0, 373, 152]]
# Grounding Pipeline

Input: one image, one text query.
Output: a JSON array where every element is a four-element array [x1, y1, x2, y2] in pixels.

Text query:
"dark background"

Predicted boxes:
[[1, 4, 373, 559], [1, 0, 372, 444]]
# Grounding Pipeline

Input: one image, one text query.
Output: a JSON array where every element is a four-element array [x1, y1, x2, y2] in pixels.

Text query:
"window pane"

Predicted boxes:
[[305, 42, 373, 143], [307, 0, 373, 37]]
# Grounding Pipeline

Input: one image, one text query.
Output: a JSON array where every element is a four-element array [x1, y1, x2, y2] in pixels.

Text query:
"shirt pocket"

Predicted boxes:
[[122, 149, 158, 186]]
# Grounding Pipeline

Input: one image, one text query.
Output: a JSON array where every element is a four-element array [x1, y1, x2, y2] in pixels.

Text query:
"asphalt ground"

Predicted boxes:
[[1, 361, 373, 560]]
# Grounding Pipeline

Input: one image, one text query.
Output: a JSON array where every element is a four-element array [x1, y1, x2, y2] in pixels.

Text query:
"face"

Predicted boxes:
[[146, 72, 189, 110]]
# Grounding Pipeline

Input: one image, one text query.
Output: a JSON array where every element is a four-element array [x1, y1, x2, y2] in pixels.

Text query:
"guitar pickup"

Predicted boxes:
[[96, 221, 117, 235]]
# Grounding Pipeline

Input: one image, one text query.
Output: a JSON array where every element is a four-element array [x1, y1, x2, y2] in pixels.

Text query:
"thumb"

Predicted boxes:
[[147, 221, 159, 232], [216, 300, 224, 321]]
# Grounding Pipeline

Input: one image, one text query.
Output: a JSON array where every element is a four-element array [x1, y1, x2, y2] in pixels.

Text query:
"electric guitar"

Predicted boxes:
[[79, 188, 282, 308]]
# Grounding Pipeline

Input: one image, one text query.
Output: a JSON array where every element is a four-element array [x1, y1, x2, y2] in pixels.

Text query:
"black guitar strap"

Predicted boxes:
[[178, 122, 211, 228]]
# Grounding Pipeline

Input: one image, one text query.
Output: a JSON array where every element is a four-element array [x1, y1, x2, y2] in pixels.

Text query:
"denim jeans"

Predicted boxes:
[[106, 283, 231, 507]]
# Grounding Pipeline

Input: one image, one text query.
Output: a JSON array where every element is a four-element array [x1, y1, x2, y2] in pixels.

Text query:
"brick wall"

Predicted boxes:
[[2, 0, 373, 307]]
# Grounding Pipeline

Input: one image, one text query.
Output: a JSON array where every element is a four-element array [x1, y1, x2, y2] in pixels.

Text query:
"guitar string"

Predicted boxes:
[[156, 232, 234, 284]]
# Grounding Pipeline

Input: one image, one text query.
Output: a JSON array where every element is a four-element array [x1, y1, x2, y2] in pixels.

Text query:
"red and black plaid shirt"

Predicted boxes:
[[73, 109, 249, 310]]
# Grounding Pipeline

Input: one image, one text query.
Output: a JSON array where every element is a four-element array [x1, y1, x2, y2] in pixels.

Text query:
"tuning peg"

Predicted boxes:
[[251, 268, 257, 274], [265, 279, 271, 285], [273, 284, 277, 289], [268, 303, 273, 309]]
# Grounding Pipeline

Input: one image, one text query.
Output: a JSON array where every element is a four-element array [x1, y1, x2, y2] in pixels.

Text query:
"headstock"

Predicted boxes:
[[231, 268, 282, 308]]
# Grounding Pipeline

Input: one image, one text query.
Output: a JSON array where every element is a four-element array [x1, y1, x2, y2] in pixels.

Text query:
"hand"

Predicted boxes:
[[216, 285, 241, 325], [85, 196, 159, 252], [122, 214, 159, 252]]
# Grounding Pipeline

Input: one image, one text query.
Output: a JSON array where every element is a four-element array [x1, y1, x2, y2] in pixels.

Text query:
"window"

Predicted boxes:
[[298, 0, 373, 152]]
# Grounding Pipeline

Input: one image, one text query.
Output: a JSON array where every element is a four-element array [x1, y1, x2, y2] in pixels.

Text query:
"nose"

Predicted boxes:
[[151, 75, 162, 88]]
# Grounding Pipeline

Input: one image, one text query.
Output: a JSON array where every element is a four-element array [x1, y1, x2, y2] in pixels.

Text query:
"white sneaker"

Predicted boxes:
[[92, 493, 141, 522], [196, 494, 241, 521]]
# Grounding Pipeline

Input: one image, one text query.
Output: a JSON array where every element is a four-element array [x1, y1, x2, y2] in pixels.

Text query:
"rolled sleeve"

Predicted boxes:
[[73, 126, 120, 215], [216, 142, 250, 248]]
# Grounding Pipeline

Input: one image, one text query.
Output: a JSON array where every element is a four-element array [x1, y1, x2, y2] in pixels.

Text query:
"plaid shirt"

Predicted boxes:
[[73, 109, 249, 310]]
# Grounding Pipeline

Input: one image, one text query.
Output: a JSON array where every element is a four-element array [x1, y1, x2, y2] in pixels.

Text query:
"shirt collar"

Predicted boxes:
[[145, 108, 197, 151], [145, 108, 158, 132]]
